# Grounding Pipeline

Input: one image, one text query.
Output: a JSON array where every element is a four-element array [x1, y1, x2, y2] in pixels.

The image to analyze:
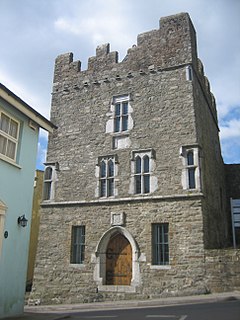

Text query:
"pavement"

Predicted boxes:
[[3, 291, 240, 320]]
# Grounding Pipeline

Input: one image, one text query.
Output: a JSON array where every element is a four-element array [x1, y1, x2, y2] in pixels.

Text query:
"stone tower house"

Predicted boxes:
[[31, 13, 240, 304]]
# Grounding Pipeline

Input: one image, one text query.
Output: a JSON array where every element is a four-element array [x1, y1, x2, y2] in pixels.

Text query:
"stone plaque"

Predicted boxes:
[[111, 212, 125, 226]]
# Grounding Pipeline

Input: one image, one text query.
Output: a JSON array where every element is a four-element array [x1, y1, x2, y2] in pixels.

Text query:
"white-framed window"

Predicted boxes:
[[130, 149, 156, 195], [113, 96, 129, 133], [0, 109, 20, 162], [186, 150, 196, 189], [70, 225, 85, 264], [106, 95, 133, 150], [134, 154, 150, 194], [98, 156, 117, 198], [186, 65, 193, 81], [43, 162, 58, 201], [152, 223, 169, 266], [180, 145, 201, 191]]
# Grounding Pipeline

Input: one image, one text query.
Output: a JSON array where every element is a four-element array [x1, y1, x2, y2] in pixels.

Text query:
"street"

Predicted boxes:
[[51, 300, 240, 320]]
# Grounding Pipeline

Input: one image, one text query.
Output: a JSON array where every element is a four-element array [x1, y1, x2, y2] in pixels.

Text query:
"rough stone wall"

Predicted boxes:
[[31, 199, 206, 304], [49, 64, 197, 202], [30, 13, 239, 305], [205, 249, 240, 292], [192, 59, 229, 248], [48, 13, 199, 204]]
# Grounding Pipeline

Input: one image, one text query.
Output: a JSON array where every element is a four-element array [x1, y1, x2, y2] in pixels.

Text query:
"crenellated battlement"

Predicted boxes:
[[52, 12, 217, 128], [52, 11, 217, 127], [53, 12, 198, 83]]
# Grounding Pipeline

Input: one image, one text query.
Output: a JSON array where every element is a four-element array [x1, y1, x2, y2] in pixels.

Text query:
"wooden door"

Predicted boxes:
[[106, 233, 132, 285]]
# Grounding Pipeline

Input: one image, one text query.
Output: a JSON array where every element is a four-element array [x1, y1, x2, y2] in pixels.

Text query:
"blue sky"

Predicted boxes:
[[0, 0, 239, 170]]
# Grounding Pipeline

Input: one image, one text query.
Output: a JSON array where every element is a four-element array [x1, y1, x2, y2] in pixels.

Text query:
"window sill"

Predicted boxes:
[[0, 155, 21, 169], [69, 263, 86, 269], [150, 265, 171, 270], [98, 285, 136, 293], [109, 131, 130, 137], [42, 199, 55, 203]]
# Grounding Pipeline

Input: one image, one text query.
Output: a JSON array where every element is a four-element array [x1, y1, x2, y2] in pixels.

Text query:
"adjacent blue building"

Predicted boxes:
[[0, 83, 55, 319]]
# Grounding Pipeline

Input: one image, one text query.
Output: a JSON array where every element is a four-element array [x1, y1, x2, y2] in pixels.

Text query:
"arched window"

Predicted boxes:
[[187, 151, 194, 166], [99, 157, 116, 197], [180, 146, 201, 191], [134, 156, 141, 194], [143, 155, 150, 193], [43, 163, 58, 201], [134, 154, 150, 194], [108, 159, 114, 196]]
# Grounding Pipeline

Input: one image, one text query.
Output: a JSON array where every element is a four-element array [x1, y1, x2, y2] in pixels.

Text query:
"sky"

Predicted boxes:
[[0, 0, 239, 169]]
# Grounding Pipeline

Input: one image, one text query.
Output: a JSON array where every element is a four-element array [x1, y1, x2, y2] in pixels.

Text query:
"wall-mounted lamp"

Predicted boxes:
[[17, 215, 28, 227]]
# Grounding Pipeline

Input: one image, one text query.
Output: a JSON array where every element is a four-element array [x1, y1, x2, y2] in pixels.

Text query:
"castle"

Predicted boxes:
[[30, 13, 240, 304]]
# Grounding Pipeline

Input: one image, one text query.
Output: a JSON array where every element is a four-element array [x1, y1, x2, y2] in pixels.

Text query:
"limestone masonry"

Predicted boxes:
[[30, 13, 240, 305]]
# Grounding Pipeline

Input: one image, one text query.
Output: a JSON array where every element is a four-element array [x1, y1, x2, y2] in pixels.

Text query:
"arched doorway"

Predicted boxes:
[[106, 233, 132, 285], [94, 226, 141, 291]]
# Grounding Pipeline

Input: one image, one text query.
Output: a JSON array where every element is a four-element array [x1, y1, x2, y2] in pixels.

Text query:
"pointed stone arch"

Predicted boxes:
[[93, 226, 141, 292]]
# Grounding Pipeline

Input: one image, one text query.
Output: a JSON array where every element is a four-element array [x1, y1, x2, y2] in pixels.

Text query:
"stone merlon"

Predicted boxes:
[[53, 12, 198, 82]]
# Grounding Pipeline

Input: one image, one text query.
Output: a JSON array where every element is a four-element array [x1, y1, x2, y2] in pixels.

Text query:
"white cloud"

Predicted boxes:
[[0, 0, 240, 164], [0, 68, 51, 120], [53, 2, 137, 60], [220, 119, 240, 140]]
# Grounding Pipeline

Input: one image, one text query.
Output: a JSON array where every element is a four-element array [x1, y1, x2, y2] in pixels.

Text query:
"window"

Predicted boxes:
[[180, 145, 201, 191], [99, 156, 116, 197], [186, 65, 193, 81], [0, 110, 19, 162], [113, 96, 129, 133], [71, 226, 85, 264], [187, 150, 196, 189], [152, 223, 169, 265], [43, 162, 58, 200], [131, 150, 155, 195], [106, 95, 133, 148], [134, 155, 150, 194]]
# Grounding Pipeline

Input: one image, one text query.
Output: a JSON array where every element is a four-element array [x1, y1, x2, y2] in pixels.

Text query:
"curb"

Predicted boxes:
[[24, 291, 240, 314]]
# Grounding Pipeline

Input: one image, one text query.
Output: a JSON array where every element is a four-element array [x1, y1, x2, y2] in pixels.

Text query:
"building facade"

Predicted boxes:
[[30, 13, 240, 305], [0, 84, 55, 319]]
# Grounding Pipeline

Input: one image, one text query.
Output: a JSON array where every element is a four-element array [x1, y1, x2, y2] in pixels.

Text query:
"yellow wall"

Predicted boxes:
[[26, 170, 44, 290]]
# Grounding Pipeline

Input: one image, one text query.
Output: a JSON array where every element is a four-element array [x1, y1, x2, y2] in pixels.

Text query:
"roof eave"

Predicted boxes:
[[0, 83, 56, 133]]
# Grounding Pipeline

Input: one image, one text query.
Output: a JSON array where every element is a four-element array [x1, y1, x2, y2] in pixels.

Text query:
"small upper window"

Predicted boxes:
[[0, 110, 20, 162], [113, 96, 129, 133]]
